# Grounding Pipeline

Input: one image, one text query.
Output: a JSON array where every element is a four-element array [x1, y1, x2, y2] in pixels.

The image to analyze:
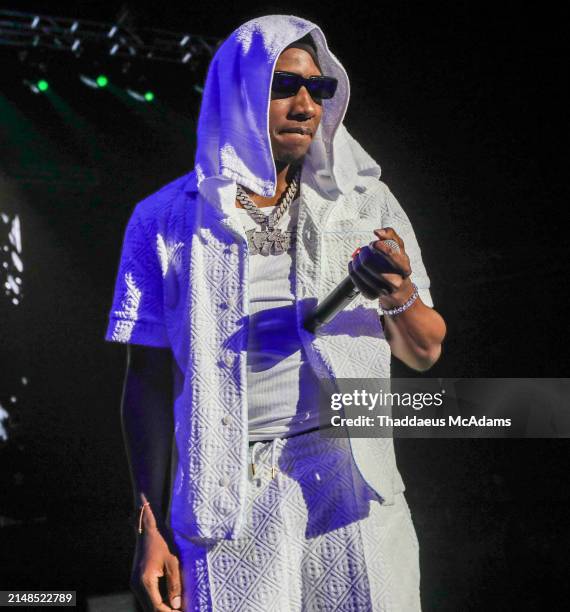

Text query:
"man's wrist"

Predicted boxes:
[[129, 501, 168, 537], [378, 278, 415, 310]]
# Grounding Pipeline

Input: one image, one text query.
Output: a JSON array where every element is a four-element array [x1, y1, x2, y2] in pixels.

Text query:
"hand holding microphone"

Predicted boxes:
[[303, 227, 414, 333], [348, 228, 413, 303]]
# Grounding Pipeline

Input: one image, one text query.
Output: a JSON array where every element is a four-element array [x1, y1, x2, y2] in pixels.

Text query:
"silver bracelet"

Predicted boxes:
[[379, 283, 419, 316]]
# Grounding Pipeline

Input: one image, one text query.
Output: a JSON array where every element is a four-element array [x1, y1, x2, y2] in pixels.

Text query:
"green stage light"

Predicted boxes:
[[144, 91, 154, 102], [96, 75, 108, 88], [37, 79, 49, 92]]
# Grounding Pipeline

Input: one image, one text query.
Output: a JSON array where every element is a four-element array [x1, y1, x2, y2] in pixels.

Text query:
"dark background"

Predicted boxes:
[[1, 1, 568, 610]]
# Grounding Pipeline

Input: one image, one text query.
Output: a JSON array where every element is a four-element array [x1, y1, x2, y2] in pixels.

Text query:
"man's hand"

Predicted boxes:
[[131, 527, 183, 612], [348, 227, 413, 304], [348, 226, 447, 371]]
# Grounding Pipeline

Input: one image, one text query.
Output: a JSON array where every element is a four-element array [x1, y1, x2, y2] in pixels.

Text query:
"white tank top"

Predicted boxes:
[[234, 196, 321, 441]]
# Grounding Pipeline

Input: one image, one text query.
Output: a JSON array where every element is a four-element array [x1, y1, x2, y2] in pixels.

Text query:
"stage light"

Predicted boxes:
[[126, 89, 145, 102], [22, 79, 48, 94], [79, 74, 97, 89], [126, 88, 156, 103], [96, 75, 108, 88]]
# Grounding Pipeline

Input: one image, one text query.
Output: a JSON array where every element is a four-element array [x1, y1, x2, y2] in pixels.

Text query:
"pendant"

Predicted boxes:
[[246, 228, 296, 255]]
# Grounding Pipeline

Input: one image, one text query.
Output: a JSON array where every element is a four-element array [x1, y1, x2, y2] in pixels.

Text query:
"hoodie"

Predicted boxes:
[[190, 13, 382, 202]]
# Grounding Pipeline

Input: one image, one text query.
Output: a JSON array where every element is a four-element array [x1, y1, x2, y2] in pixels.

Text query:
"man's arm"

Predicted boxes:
[[380, 289, 447, 372], [349, 227, 447, 372], [121, 344, 183, 611], [121, 344, 174, 533]]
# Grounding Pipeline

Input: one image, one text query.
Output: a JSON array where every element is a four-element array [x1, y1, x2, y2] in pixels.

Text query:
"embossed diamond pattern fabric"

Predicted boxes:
[[174, 431, 421, 611]]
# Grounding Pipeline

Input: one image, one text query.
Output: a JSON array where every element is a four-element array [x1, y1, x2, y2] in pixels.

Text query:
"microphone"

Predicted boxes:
[[303, 240, 400, 333]]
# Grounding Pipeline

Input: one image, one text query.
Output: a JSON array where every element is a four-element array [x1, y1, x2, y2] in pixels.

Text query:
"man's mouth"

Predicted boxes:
[[280, 127, 312, 136]]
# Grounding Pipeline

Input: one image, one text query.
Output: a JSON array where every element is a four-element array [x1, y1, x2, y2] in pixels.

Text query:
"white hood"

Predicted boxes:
[[192, 14, 381, 201]]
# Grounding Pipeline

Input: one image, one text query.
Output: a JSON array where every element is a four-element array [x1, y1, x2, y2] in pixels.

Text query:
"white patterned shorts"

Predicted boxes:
[[173, 429, 421, 611]]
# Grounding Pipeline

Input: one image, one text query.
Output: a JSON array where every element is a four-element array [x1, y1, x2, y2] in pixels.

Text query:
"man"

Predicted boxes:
[[106, 15, 446, 611]]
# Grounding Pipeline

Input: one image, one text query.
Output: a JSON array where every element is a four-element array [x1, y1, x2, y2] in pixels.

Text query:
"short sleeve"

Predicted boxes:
[[382, 185, 434, 308], [105, 207, 170, 347]]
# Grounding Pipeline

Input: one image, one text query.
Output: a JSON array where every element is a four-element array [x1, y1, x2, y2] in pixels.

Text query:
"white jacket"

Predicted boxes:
[[105, 15, 434, 540]]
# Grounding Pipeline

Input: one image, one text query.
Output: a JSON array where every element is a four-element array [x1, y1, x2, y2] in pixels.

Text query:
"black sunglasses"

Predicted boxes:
[[271, 71, 338, 101]]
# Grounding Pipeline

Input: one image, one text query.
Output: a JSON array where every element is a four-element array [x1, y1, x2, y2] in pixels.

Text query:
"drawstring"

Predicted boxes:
[[250, 438, 280, 479], [270, 438, 278, 479], [250, 442, 263, 477]]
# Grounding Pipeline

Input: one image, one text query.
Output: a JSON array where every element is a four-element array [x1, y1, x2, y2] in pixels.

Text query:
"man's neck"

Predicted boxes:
[[275, 160, 299, 194], [239, 160, 301, 207]]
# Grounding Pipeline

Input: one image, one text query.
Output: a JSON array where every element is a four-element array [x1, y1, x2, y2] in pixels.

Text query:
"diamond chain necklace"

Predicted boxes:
[[236, 166, 301, 256]]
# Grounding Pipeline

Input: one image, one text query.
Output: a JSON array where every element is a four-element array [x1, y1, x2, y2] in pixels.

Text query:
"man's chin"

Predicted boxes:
[[273, 150, 307, 167]]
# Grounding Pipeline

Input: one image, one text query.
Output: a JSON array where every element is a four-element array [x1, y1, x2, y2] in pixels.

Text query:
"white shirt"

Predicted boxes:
[[235, 197, 321, 440]]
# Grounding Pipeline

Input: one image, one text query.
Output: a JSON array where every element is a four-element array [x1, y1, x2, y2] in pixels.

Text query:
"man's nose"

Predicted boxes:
[[291, 85, 317, 115]]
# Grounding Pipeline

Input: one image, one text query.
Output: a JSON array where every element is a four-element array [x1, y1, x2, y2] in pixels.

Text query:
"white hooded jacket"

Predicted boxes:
[[105, 14, 434, 540]]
